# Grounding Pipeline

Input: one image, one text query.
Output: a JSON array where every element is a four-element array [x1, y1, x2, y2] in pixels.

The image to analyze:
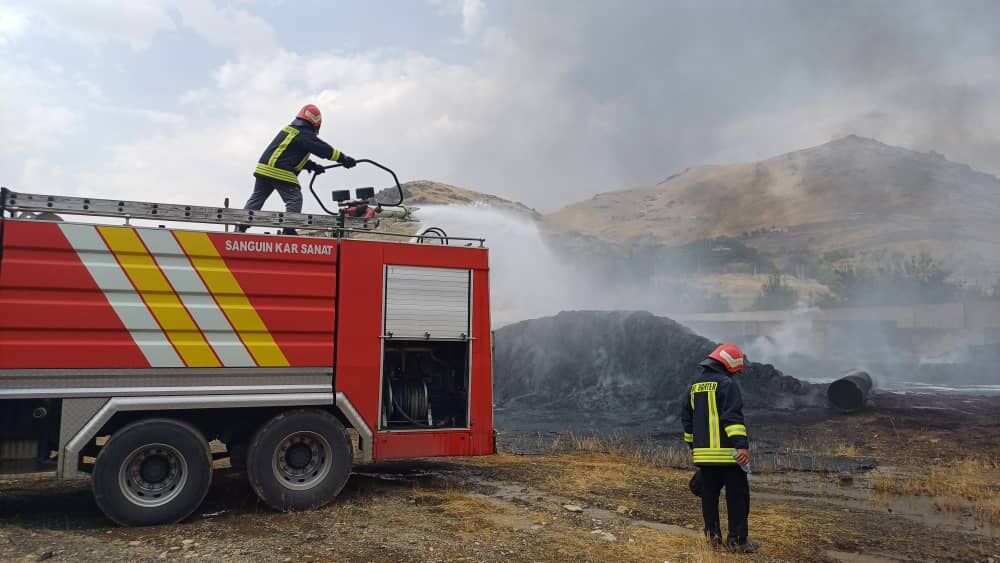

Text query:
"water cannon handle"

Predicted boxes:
[[307, 158, 404, 216]]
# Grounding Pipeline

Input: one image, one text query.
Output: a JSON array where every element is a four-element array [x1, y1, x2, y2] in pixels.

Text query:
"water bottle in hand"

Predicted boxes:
[[733, 450, 752, 474]]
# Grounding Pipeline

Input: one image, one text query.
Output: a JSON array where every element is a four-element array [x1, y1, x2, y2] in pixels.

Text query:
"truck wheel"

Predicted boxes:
[[247, 409, 352, 511], [92, 419, 212, 527]]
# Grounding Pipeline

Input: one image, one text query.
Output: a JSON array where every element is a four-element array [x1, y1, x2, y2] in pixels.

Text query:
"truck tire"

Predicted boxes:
[[246, 409, 353, 511], [92, 418, 212, 527]]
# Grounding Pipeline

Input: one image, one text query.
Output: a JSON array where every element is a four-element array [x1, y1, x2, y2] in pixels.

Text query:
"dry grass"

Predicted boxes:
[[411, 484, 503, 533], [831, 442, 861, 458], [411, 479, 735, 562], [622, 527, 738, 562], [534, 431, 691, 469], [539, 454, 646, 499], [871, 458, 1000, 525], [549, 431, 867, 476], [779, 436, 862, 458]]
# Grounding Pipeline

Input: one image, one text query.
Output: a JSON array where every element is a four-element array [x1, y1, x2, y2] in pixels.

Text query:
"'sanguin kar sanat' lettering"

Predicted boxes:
[[224, 239, 334, 255]]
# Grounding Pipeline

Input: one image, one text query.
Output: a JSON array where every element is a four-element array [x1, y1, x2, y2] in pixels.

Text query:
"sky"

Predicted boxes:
[[2, 0, 1000, 213]]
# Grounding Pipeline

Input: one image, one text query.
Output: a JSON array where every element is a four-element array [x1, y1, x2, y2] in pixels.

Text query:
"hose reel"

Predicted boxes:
[[384, 380, 433, 426]]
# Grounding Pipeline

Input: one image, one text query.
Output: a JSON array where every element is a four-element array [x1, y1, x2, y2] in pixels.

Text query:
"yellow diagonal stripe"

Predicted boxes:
[[97, 226, 221, 367], [173, 231, 289, 367]]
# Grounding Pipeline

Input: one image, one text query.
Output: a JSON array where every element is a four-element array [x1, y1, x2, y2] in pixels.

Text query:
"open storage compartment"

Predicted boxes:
[[380, 265, 472, 431], [380, 340, 469, 429]]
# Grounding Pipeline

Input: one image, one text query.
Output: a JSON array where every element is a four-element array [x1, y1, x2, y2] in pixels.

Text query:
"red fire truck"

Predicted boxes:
[[0, 163, 494, 526]]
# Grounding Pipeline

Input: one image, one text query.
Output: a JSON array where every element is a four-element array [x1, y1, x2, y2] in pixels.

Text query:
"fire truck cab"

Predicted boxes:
[[0, 187, 494, 526]]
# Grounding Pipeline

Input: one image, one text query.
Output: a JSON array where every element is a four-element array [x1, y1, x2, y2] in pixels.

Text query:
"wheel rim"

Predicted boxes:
[[272, 431, 332, 491], [118, 443, 188, 508]]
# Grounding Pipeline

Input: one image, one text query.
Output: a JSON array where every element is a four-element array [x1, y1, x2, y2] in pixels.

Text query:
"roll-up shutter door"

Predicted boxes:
[[384, 266, 471, 338]]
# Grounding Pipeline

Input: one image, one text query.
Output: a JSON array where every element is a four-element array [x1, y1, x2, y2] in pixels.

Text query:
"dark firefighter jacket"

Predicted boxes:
[[680, 361, 749, 465], [254, 119, 344, 186]]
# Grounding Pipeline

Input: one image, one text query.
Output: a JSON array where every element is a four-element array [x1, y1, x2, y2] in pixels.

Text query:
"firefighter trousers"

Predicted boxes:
[[699, 465, 750, 542], [238, 177, 303, 234]]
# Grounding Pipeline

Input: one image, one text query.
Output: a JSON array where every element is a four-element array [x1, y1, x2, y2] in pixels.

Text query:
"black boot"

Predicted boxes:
[[727, 538, 760, 553], [705, 529, 723, 548]]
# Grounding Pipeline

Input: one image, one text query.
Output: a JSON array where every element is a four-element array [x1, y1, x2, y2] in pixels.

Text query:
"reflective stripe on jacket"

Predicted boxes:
[[680, 362, 749, 465], [254, 122, 342, 186]]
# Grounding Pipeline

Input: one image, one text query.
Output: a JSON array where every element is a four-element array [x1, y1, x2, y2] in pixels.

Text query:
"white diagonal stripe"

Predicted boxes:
[[58, 224, 184, 367], [137, 228, 256, 367]]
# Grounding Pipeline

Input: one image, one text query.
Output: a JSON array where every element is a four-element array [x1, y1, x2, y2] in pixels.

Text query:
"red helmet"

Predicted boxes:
[[708, 343, 745, 374], [296, 104, 322, 130]]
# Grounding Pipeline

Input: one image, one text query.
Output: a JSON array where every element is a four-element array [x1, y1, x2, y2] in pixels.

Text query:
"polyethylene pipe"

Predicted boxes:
[[827, 369, 873, 412]]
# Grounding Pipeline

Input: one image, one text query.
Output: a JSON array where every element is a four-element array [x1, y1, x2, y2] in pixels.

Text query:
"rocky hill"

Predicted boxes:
[[378, 180, 541, 219], [542, 136, 1000, 275]]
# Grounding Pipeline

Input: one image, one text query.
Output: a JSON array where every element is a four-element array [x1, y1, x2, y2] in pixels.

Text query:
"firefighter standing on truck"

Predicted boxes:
[[239, 104, 357, 235], [681, 343, 760, 553]]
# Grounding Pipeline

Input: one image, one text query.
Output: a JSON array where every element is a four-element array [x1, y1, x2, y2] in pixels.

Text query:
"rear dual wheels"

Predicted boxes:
[[247, 409, 353, 511], [92, 419, 212, 527], [90, 410, 352, 525]]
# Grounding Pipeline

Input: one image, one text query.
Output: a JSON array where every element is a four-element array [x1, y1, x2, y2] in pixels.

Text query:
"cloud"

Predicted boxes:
[[174, 0, 277, 56], [715, 52, 1000, 168], [76, 78, 104, 99], [0, 60, 80, 156], [430, 0, 488, 40], [99, 106, 189, 126], [43, 38, 630, 213], [9, 0, 1000, 216], [3, 0, 275, 55], [0, 5, 28, 46], [461, 0, 487, 37], [10, 0, 176, 51]]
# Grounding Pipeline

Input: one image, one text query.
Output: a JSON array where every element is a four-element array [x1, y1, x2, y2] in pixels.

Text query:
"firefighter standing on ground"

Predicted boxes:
[[239, 104, 357, 235], [681, 343, 760, 553]]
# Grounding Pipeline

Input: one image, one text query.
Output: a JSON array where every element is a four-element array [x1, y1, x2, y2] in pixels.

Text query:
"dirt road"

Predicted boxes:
[[1, 396, 999, 562]]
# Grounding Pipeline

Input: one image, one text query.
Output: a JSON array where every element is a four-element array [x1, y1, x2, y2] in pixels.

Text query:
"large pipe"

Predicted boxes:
[[827, 369, 873, 412]]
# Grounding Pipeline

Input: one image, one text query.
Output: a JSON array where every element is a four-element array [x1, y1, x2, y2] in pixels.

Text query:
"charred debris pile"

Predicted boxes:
[[493, 310, 821, 416]]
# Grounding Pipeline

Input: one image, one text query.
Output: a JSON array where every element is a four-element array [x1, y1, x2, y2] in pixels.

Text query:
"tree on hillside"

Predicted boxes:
[[698, 291, 732, 313], [818, 251, 960, 307], [752, 273, 799, 310]]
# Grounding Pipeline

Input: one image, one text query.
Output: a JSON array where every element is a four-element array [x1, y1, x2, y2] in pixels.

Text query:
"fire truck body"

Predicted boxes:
[[0, 189, 494, 525]]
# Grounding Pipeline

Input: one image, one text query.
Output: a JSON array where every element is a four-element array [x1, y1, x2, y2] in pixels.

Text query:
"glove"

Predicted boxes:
[[304, 161, 324, 174], [338, 154, 357, 168]]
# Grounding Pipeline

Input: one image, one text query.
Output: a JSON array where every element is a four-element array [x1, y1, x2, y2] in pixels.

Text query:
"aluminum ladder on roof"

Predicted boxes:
[[0, 188, 376, 233]]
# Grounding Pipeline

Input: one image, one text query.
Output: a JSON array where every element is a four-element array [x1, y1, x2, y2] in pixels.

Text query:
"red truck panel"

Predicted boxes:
[[0, 221, 149, 368], [211, 232, 337, 367], [0, 220, 336, 369], [336, 239, 494, 460]]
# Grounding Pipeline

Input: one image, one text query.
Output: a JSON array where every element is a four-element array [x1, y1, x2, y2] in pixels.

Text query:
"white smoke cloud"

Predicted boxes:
[[413, 205, 576, 326]]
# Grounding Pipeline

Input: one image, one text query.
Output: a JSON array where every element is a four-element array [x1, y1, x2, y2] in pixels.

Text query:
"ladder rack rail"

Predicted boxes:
[[0, 188, 376, 233]]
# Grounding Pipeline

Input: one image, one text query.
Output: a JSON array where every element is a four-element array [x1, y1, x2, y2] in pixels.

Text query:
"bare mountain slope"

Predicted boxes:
[[542, 136, 1000, 270]]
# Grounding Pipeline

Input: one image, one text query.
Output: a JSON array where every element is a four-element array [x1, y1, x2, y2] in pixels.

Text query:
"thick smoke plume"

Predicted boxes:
[[414, 205, 729, 326], [490, 0, 1000, 207]]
